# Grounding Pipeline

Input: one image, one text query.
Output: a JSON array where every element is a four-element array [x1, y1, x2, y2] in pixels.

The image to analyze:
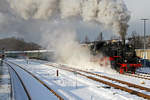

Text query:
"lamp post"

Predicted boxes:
[[141, 19, 149, 67]]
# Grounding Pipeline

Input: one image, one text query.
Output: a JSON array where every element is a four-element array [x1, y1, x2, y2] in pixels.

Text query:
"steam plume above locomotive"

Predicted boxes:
[[8, 0, 130, 37]]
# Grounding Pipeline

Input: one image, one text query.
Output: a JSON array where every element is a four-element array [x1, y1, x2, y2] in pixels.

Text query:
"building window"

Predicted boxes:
[[141, 52, 147, 59]]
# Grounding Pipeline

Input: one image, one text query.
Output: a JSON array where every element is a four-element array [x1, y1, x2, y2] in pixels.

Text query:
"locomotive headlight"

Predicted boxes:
[[139, 60, 141, 63], [124, 60, 127, 62]]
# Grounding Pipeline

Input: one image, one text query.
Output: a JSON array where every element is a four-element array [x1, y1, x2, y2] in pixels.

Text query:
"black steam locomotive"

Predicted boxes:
[[90, 40, 141, 74]]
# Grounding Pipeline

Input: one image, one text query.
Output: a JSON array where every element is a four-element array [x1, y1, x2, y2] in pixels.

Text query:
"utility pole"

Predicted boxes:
[[141, 19, 149, 67]]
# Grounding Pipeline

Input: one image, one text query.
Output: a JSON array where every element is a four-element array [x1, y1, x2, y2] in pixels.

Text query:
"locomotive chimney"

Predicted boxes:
[[122, 36, 125, 46], [121, 31, 126, 46]]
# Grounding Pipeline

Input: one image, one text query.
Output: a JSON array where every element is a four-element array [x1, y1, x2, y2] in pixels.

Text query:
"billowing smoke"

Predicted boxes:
[[0, 12, 5, 25], [44, 29, 90, 64], [42, 27, 116, 73], [6, 0, 130, 73], [8, 0, 130, 37], [8, 0, 58, 20]]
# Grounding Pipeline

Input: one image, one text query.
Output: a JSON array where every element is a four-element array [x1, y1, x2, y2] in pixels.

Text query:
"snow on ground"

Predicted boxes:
[[0, 63, 11, 100], [6, 58, 150, 100], [8, 61, 58, 100], [9, 64, 29, 100], [30, 59, 150, 91]]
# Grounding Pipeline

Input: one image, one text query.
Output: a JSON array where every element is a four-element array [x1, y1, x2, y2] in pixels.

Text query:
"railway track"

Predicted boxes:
[[7, 64, 13, 100], [6, 62, 32, 100], [47, 63, 150, 99], [125, 73, 150, 80], [6, 61, 64, 100]]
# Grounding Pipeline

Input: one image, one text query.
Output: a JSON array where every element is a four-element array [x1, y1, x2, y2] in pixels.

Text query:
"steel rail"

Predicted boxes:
[[57, 65, 150, 92], [125, 73, 150, 80], [7, 64, 14, 100], [6, 62, 32, 100]]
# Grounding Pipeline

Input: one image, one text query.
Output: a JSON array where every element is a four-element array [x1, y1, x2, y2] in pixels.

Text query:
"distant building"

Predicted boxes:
[[135, 49, 150, 60]]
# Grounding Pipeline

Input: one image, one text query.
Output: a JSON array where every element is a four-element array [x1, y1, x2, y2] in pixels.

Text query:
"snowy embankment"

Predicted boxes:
[[0, 63, 11, 100], [6, 58, 150, 100]]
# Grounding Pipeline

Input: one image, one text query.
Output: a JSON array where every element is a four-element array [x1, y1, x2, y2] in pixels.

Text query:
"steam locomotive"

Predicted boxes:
[[90, 40, 142, 74]]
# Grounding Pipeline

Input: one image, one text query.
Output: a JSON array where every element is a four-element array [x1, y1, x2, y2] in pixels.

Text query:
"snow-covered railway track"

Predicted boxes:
[[6, 62, 32, 100], [69, 68, 150, 92], [125, 73, 150, 80], [6, 61, 64, 100], [47, 63, 150, 99]]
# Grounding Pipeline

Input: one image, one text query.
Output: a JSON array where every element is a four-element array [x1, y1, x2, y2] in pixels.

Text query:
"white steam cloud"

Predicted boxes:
[[8, 0, 130, 37], [8, 0, 58, 20], [45, 29, 90, 64], [6, 0, 130, 73], [42, 28, 116, 73], [0, 13, 5, 24]]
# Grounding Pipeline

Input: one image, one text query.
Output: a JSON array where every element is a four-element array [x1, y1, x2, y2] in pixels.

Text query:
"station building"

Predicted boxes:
[[135, 49, 150, 60]]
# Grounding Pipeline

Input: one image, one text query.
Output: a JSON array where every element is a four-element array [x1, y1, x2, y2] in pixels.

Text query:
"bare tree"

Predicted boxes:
[[128, 31, 143, 49], [147, 36, 150, 48]]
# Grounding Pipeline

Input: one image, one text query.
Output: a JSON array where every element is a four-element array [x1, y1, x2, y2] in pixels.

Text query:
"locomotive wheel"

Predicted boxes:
[[130, 67, 136, 74], [111, 63, 120, 72]]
